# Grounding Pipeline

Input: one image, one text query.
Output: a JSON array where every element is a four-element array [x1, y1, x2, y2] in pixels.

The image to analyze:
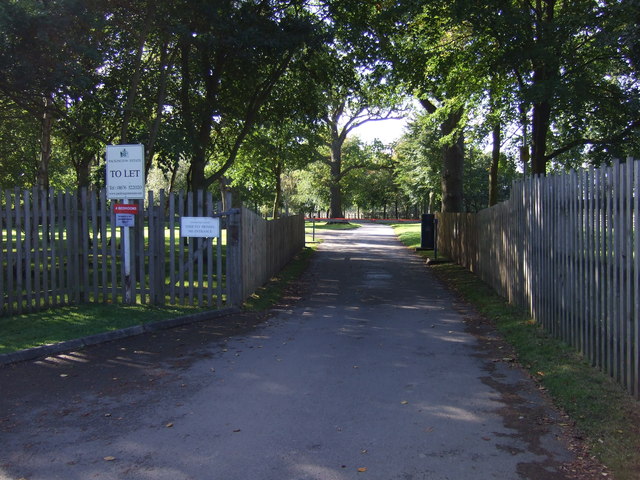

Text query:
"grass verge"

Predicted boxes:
[[393, 222, 640, 480], [0, 245, 317, 356], [243, 246, 316, 311], [305, 221, 361, 230], [0, 303, 206, 354]]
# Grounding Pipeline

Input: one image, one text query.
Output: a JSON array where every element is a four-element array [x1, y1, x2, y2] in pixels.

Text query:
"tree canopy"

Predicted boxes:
[[0, 0, 637, 216]]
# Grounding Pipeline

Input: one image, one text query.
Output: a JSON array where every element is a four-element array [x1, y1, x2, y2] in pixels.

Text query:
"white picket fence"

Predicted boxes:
[[437, 159, 640, 398]]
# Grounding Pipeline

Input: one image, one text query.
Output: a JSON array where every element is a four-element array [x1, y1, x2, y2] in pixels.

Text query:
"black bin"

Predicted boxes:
[[420, 214, 435, 250]]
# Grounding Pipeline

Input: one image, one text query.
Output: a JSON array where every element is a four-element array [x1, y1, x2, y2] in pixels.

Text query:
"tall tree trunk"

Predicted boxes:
[[420, 98, 464, 213], [37, 95, 54, 191], [146, 43, 176, 175], [519, 102, 530, 175], [120, 11, 152, 144], [531, 98, 551, 175], [488, 122, 500, 206], [530, 0, 556, 175], [75, 155, 92, 189], [329, 179, 343, 218], [328, 136, 344, 219], [271, 160, 283, 219], [440, 109, 464, 212], [189, 153, 207, 192]]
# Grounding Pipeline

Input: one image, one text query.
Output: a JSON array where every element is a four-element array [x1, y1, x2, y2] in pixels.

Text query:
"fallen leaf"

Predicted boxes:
[[536, 371, 545, 377], [166, 423, 174, 428], [400, 400, 409, 405], [357, 467, 367, 472], [103, 456, 116, 461]]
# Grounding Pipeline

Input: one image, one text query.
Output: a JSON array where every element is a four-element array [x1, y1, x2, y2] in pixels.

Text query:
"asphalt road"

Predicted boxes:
[[0, 224, 581, 480]]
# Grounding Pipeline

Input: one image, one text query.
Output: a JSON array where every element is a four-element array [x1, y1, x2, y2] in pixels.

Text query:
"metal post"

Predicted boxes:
[[434, 217, 439, 260], [123, 196, 132, 304]]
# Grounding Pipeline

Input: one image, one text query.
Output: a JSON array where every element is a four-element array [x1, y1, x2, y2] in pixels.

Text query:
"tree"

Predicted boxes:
[[0, 0, 106, 189], [395, 111, 520, 213], [455, 0, 640, 173], [357, 1, 478, 212], [394, 114, 443, 213], [169, 0, 320, 193], [309, 45, 405, 218], [347, 141, 397, 218], [231, 121, 320, 218]]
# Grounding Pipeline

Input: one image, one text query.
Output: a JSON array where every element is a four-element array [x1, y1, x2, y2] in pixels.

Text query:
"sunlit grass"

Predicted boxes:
[[305, 221, 361, 230], [243, 246, 316, 311], [0, 303, 205, 354]]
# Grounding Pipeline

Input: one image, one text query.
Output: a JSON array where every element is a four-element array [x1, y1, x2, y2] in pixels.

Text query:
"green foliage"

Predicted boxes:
[[393, 111, 520, 213], [0, 0, 637, 211]]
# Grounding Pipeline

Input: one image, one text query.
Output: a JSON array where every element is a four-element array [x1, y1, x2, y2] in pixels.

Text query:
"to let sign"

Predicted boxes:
[[106, 144, 145, 199], [180, 217, 221, 238]]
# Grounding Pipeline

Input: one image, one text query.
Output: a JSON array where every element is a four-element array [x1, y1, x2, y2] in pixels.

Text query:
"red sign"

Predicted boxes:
[[113, 203, 139, 214]]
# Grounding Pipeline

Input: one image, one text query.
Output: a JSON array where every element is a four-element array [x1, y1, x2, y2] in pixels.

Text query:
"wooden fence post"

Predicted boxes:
[[226, 208, 243, 306]]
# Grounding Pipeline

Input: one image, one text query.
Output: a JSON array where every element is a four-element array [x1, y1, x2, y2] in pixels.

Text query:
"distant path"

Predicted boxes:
[[0, 224, 579, 480]]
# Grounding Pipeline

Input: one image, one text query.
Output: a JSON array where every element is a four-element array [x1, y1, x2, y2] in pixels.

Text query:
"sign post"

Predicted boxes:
[[106, 145, 145, 304]]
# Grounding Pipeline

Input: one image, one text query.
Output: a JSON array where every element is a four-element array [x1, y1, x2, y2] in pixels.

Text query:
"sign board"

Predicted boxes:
[[113, 203, 139, 215], [116, 213, 135, 227], [106, 144, 145, 199], [180, 217, 221, 238]]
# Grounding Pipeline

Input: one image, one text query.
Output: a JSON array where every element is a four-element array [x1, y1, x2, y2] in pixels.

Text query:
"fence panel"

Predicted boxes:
[[239, 208, 305, 302], [437, 158, 639, 398], [1, 189, 304, 318]]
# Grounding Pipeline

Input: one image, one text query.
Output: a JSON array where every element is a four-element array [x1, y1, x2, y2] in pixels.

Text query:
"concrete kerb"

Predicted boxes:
[[0, 307, 241, 367]]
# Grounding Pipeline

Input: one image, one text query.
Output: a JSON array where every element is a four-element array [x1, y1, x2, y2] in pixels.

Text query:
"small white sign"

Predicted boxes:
[[116, 213, 135, 227], [106, 144, 145, 199], [180, 217, 220, 238]]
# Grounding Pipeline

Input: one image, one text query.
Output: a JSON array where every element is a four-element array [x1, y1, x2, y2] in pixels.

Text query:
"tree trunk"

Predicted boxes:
[[440, 109, 464, 212], [420, 98, 464, 213], [531, 99, 551, 175], [37, 95, 54, 191], [488, 122, 500, 206], [329, 181, 343, 218], [189, 152, 207, 192], [120, 12, 151, 144], [530, 0, 556, 175], [146, 43, 176, 176], [328, 137, 344, 219], [75, 156, 92, 189], [271, 160, 283, 219]]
